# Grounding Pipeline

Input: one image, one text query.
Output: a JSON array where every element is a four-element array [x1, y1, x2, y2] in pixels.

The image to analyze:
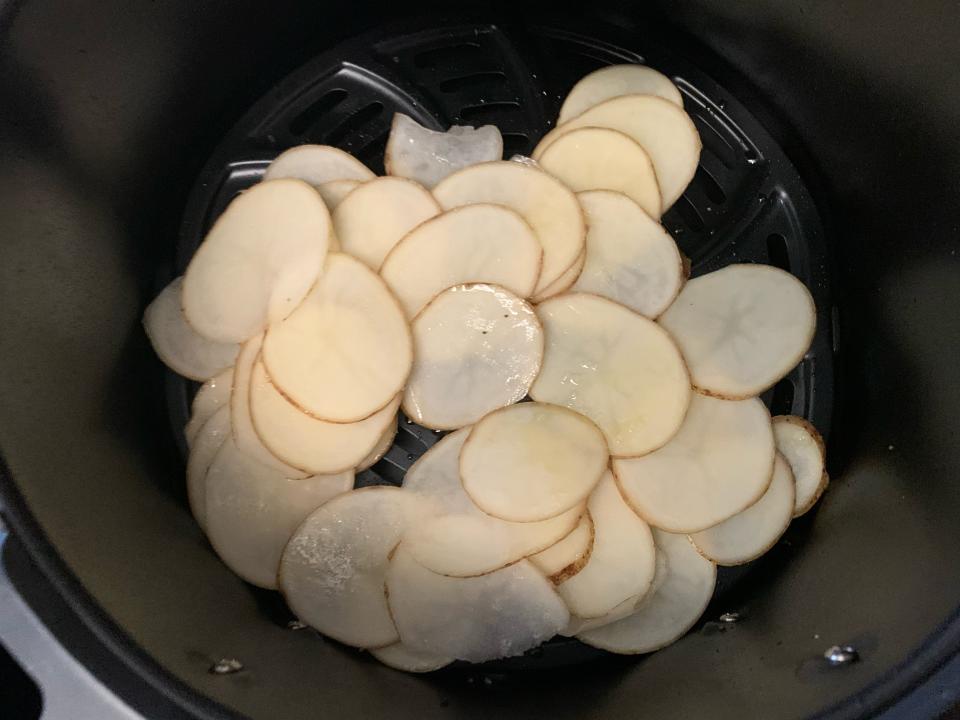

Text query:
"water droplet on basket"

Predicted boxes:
[[286, 620, 307, 630], [405, 417, 414, 425], [824, 645, 859, 666], [718, 612, 742, 624], [209, 658, 244, 675], [406, 453, 415, 461]]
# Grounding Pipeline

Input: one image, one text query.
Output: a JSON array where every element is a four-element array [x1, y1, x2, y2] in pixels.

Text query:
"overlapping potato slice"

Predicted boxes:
[[184, 367, 233, 448], [371, 643, 452, 673], [316, 179, 360, 210], [530, 512, 594, 583], [185, 404, 230, 531], [558, 64, 684, 123], [773, 415, 829, 516], [264, 144, 375, 185]]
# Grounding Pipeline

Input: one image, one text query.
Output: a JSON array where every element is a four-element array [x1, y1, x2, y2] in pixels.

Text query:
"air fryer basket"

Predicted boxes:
[[1, 2, 959, 719]]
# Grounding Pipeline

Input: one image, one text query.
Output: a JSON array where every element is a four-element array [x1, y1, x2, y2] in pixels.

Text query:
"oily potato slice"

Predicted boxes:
[[773, 415, 829, 516], [264, 144, 375, 186], [184, 367, 233, 448], [558, 64, 684, 123], [529, 512, 594, 583]]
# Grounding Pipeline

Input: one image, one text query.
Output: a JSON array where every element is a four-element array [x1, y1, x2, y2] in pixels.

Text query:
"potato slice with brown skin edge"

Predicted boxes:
[[558, 64, 684, 124], [773, 415, 829, 516], [184, 367, 233, 448], [186, 404, 230, 531], [371, 643, 452, 673], [530, 247, 585, 303], [264, 144, 375, 185], [530, 512, 594, 583], [316, 179, 360, 210], [356, 419, 397, 472]]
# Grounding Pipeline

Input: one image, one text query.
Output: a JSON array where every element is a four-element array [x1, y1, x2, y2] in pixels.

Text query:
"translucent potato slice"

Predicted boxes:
[[531, 293, 691, 456], [401, 427, 474, 513], [356, 420, 397, 472], [403, 284, 543, 430], [371, 643, 452, 673], [184, 367, 233, 448], [614, 394, 775, 533], [772, 415, 829, 516], [530, 512, 594, 583], [561, 595, 639, 636], [558, 64, 684, 123], [262, 253, 412, 422], [530, 247, 585, 303], [185, 404, 230, 531], [316, 179, 360, 210], [264, 144, 375, 185]]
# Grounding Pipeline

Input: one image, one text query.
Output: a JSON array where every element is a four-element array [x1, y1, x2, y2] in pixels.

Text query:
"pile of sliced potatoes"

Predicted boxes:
[[144, 63, 828, 673]]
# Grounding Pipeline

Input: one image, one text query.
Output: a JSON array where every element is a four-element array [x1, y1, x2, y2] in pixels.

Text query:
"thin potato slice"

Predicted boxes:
[[571, 191, 683, 318], [401, 427, 474, 512], [333, 177, 440, 270], [356, 420, 397, 472], [316, 179, 360, 210], [691, 452, 795, 565], [264, 144, 375, 185], [182, 179, 331, 343], [205, 437, 353, 589], [773, 415, 829, 516], [387, 546, 568, 663], [530, 247, 585, 303], [530, 512, 594, 582], [379, 204, 542, 318], [460, 402, 608, 522], [403, 284, 543, 430], [371, 643, 452, 673], [556, 472, 656, 618], [614, 394, 775, 533], [184, 367, 233, 448], [538, 127, 662, 218], [262, 253, 412, 422], [561, 595, 639, 636], [558, 64, 683, 123], [279, 487, 437, 648], [531, 293, 691, 456], [432, 161, 585, 295], [185, 404, 230, 531], [577, 529, 716, 653]]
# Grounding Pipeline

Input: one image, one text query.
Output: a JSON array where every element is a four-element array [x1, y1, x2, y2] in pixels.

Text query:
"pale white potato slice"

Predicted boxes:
[[379, 204, 542, 318], [561, 595, 639, 636], [530, 247, 585, 303], [772, 415, 828, 516], [531, 293, 691, 456], [432, 161, 585, 295], [403, 284, 543, 430], [184, 367, 233, 448], [249, 360, 400, 475], [538, 128, 662, 218], [182, 179, 331, 343], [460, 402, 608, 522], [533, 95, 700, 210], [401, 427, 474, 512], [356, 420, 397, 472], [316, 179, 360, 210], [659, 264, 817, 399], [530, 512, 594, 582], [558, 64, 683, 123], [264, 144, 375, 185], [333, 177, 440, 270], [279, 487, 437, 648], [578, 529, 715, 653], [185, 404, 230, 531], [262, 253, 412, 422], [384, 113, 503, 189], [571, 191, 683, 317], [691, 452, 795, 565], [556, 472, 656, 618], [205, 437, 353, 589], [143, 277, 239, 380], [614, 393, 775, 532], [371, 643, 452, 673], [386, 546, 568, 662]]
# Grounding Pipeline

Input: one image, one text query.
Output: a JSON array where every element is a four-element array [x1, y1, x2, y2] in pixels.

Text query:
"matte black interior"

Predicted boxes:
[[1, 1, 959, 719]]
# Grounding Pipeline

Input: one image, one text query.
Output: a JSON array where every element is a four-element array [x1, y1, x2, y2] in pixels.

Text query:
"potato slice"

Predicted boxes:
[[205, 437, 353, 589], [185, 404, 230, 531], [333, 177, 440, 270], [558, 64, 683, 123], [432, 161, 585, 295], [316, 179, 360, 210], [143, 277, 239, 380], [577, 529, 716, 653], [538, 128, 662, 218], [533, 95, 700, 210], [530, 512, 594, 583], [531, 293, 691, 456], [556, 472, 656, 618], [184, 367, 233, 448], [249, 360, 401, 475], [379, 204, 542, 318], [614, 394, 775, 532], [530, 247, 585, 303], [182, 179, 331, 343], [279, 487, 437, 648], [356, 420, 397, 472], [570, 191, 683, 317], [658, 264, 817, 399], [561, 595, 639, 636], [691, 452, 795, 565], [460, 402, 608, 522], [371, 643, 452, 673], [401, 427, 474, 512], [773, 415, 829, 516], [403, 284, 543, 430], [384, 113, 503, 189], [262, 253, 412, 422], [264, 144, 375, 185], [386, 546, 568, 662]]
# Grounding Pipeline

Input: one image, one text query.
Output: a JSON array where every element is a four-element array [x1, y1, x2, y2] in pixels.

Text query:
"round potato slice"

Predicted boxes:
[[533, 95, 700, 210], [460, 402, 608, 522], [333, 176, 440, 271], [561, 595, 640, 637], [182, 179, 331, 343], [379, 204, 542, 318], [558, 64, 683, 123], [530, 512, 594, 583], [538, 128, 662, 218], [143, 277, 240, 380], [387, 546, 568, 663], [531, 293, 691, 456], [691, 452, 795, 565], [185, 404, 230, 531], [401, 427, 474, 513], [356, 420, 397, 472], [316, 179, 360, 211], [403, 284, 543, 430], [530, 247, 585, 303], [205, 437, 353, 589], [432, 161, 585, 295], [577, 529, 716, 653], [556, 472, 656, 618], [773, 415, 829, 516], [264, 144, 375, 186], [371, 643, 452, 673], [571, 191, 683, 317], [262, 253, 412, 422], [279, 487, 437, 649], [184, 367, 233, 448], [614, 393, 775, 533], [658, 264, 817, 399]]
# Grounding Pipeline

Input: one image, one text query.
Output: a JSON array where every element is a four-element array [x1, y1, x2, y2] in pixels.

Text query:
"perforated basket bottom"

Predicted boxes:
[[167, 17, 835, 672]]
